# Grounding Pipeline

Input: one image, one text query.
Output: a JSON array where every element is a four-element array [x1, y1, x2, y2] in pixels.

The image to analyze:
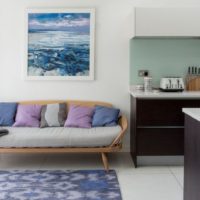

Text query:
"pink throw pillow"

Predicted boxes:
[[65, 105, 94, 128], [13, 104, 42, 127]]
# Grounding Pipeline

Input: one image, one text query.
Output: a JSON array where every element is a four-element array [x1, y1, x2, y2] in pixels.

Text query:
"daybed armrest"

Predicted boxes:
[[110, 115, 128, 147]]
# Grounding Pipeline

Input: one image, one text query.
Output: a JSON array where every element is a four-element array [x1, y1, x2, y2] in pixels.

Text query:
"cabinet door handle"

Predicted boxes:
[[137, 126, 184, 129]]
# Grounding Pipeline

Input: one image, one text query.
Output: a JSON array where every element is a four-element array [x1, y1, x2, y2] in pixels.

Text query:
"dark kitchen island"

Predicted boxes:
[[183, 108, 200, 200]]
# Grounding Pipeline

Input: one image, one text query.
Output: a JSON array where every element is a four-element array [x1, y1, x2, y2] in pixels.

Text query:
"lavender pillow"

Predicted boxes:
[[65, 105, 94, 128], [13, 104, 42, 127]]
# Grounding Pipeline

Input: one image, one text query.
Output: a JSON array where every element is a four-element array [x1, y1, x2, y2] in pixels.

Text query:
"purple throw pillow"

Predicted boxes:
[[65, 105, 94, 128], [13, 104, 42, 127]]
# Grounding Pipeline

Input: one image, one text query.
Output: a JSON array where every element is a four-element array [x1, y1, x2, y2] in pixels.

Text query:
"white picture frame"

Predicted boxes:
[[24, 8, 95, 81]]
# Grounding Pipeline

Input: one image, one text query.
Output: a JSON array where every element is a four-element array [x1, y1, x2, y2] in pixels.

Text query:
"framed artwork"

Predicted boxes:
[[24, 8, 95, 80]]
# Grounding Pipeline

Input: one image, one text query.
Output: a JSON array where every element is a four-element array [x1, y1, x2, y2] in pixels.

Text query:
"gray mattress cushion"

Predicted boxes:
[[0, 126, 121, 148]]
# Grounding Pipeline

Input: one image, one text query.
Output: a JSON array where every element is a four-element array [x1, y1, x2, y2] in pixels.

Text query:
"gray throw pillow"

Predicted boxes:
[[40, 103, 67, 128]]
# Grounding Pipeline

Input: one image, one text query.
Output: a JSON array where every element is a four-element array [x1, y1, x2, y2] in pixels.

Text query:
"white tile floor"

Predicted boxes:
[[0, 153, 183, 200]]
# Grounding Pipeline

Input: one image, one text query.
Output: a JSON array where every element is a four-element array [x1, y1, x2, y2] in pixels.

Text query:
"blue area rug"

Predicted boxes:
[[0, 170, 122, 200]]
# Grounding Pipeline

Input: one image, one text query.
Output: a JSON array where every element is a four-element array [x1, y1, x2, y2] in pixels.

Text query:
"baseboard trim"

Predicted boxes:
[[137, 156, 184, 166]]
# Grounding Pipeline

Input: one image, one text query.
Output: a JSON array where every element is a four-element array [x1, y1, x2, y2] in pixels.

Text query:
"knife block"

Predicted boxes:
[[186, 75, 200, 91]]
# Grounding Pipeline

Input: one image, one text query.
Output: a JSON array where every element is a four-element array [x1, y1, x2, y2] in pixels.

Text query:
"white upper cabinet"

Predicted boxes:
[[134, 7, 200, 37]]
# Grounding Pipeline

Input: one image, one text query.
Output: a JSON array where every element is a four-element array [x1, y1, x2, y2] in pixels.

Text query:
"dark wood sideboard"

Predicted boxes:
[[130, 95, 200, 167], [184, 113, 200, 200]]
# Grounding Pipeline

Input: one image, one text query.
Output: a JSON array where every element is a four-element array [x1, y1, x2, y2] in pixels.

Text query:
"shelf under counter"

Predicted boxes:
[[137, 127, 184, 156]]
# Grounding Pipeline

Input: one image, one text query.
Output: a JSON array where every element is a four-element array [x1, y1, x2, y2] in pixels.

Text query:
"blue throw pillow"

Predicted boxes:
[[92, 106, 120, 127], [0, 103, 18, 126]]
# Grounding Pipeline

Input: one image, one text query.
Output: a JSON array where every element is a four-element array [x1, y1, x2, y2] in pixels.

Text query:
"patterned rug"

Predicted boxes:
[[0, 170, 122, 200]]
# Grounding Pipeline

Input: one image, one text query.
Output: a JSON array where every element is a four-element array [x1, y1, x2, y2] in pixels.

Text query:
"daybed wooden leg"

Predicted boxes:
[[101, 152, 109, 172]]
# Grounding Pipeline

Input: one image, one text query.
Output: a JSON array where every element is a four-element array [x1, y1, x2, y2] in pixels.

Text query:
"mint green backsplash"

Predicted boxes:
[[130, 38, 200, 87]]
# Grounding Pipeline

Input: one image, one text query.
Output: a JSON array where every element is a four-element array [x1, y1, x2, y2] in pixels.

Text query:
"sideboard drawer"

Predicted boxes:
[[137, 128, 184, 155], [137, 100, 200, 126]]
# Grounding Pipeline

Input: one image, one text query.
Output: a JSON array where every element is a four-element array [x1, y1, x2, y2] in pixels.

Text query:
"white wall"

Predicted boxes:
[[0, 0, 200, 152]]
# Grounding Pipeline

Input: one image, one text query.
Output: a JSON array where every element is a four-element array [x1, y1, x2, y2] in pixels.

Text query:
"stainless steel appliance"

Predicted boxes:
[[160, 77, 184, 92]]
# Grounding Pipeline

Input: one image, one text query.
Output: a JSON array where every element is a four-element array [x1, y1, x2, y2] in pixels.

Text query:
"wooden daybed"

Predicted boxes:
[[0, 100, 128, 171]]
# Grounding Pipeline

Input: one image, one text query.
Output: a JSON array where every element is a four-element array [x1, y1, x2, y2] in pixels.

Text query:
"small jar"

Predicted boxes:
[[144, 76, 152, 92]]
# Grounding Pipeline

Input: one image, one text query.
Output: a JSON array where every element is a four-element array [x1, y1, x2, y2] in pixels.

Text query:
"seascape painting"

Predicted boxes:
[[25, 9, 95, 80]]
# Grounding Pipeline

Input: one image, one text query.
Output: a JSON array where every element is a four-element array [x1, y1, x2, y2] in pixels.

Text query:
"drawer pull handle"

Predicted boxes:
[[137, 126, 184, 129]]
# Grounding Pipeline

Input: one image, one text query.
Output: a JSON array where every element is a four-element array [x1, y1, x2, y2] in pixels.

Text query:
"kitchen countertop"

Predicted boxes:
[[130, 90, 200, 99], [182, 108, 200, 122]]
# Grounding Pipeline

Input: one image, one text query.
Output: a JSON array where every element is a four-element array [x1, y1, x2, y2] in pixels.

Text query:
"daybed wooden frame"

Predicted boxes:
[[0, 100, 128, 171]]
